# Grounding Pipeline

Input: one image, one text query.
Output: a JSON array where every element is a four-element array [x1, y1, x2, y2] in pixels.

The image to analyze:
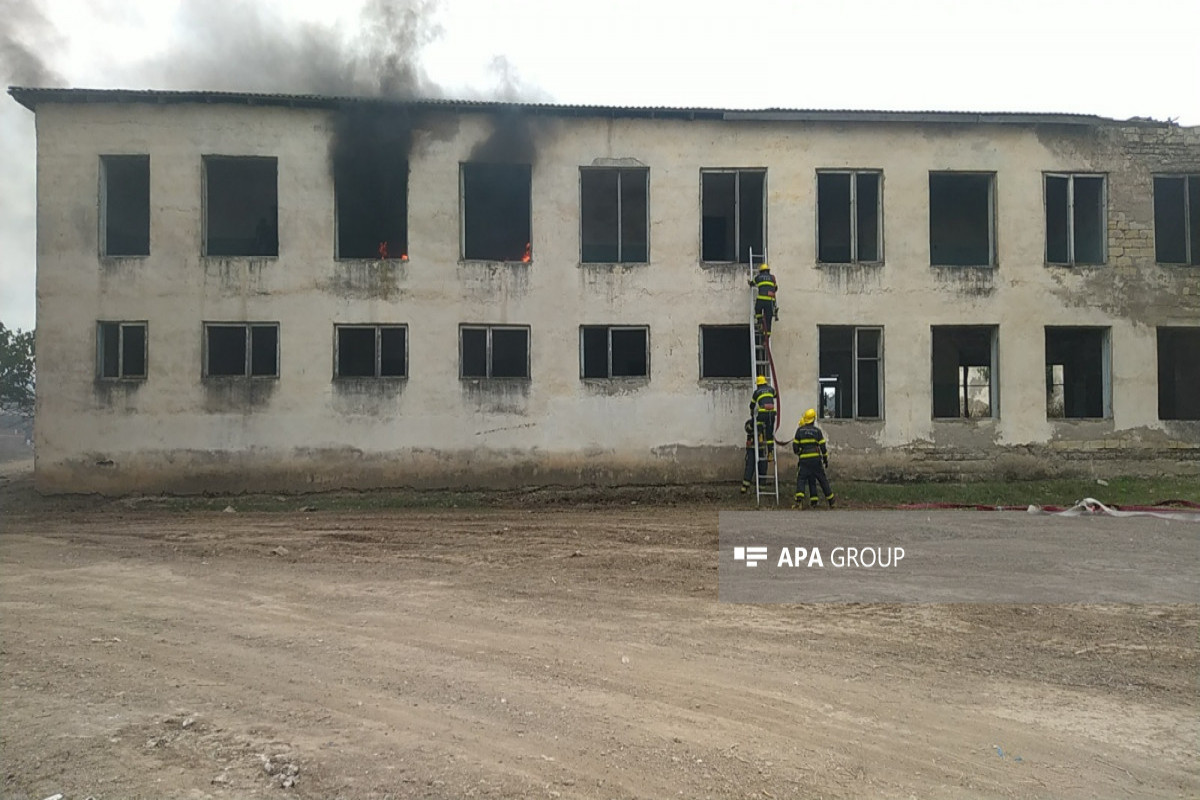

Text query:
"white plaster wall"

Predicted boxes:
[[30, 102, 1200, 492]]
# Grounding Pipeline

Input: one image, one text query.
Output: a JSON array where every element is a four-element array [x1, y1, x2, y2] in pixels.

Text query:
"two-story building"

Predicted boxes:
[[8, 87, 1199, 494]]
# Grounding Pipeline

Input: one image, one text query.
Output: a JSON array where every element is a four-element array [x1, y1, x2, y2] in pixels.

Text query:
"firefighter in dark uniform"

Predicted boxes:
[[792, 407, 835, 508], [751, 375, 777, 477], [747, 263, 778, 339]]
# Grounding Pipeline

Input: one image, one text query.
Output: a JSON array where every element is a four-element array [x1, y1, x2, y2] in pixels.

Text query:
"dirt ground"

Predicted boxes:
[[2, 499, 1197, 799]]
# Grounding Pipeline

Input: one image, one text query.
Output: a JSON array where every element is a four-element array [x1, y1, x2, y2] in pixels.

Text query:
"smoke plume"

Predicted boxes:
[[0, 0, 64, 86]]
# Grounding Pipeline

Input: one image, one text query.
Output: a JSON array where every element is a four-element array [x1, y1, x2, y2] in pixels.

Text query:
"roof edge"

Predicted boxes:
[[6, 86, 1174, 127]]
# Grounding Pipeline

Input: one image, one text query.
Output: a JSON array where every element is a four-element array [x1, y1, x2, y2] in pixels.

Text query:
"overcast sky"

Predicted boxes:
[[3, 0, 1198, 331]]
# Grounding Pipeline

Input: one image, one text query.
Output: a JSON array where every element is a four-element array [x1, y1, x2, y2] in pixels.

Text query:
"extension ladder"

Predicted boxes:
[[748, 249, 779, 506]]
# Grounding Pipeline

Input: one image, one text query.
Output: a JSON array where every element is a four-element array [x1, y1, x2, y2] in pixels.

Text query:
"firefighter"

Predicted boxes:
[[792, 407, 835, 509], [751, 375, 777, 476], [747, 262, 778, 339]]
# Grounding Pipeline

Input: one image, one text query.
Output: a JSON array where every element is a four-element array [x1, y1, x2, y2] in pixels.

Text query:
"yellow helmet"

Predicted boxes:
[[756, 375, 767, 385], [758, 262, 770, 271], [802, 408, 817, 424]]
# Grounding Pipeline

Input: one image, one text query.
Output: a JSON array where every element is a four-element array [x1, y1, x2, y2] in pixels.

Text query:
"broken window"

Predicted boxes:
[[461, 163, 532, 261], [817, 171, 881, 263], [1045, 174, 1106, 265], [929, 172, 995, 266], [932, 325, 998, 418], [818, 327, 883, 419], [701, 169, 765, 263], [204, 323, 279, 378], [335, 157, 407, 260], [580, 168, 648, 263], [1157, 327, 1200, 420], [1045, 327, 1110, 418], [100, 155, 150, 256], [335, 325, 407, 378], [460, 325, 530, 379], [97, 321, 147, 379], [203, 157, 278, 257], [699, 325, 752, 379], [1153, 175, 1200, 265], [580, 326, 649, 378]]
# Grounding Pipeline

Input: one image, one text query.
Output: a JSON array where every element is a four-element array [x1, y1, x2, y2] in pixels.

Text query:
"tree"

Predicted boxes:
[[0, 322, 35, 417]]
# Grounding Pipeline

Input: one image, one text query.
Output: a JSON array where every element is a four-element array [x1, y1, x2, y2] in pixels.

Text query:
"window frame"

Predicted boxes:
[[931, 325, 999, 419], [458, 324, 531, 380], [928, 171, 997, 268], [698, 324, 753, 380], [579, 325, 650, 380], [1153, 174, 1200, 266], [579, 167, 650, 264], [96, 320, 148, 381], [1043, 172, 1108, 266], [459, 162, 534, 263], [202, 322, 280, 379], [699, 168, 767, 264], [333, 324, 409, 379], [816, 169, 884, 265], [201, 155, 279, 258], [99, 155, 151, 258], [1044, 326, 1112, 419]]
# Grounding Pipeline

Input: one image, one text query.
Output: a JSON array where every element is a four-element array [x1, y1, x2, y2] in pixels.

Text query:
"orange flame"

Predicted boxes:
[[400, 253, 409, 262], [521, 242, 531, 263], [378, 241, 389, 260]]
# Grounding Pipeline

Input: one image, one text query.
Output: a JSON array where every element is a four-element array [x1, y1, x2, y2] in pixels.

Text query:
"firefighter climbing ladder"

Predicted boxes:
[[748, 249, 779, 506]]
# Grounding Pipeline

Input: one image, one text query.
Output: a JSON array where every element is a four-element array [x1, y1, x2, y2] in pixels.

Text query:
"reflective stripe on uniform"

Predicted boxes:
[[798, 452, 822, 458]]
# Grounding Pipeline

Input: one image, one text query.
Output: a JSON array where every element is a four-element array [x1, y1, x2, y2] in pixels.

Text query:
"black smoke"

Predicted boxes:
[[0, 0, 64, 86]]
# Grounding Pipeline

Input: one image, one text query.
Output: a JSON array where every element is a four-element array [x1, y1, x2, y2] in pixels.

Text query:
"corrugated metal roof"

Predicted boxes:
[[5, 86, 1157, 127]]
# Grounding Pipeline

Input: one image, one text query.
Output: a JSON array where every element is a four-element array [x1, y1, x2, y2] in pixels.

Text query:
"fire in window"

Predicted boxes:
[[580, 168, 648, 263], [1045, 174, 1106, 265], [929, 172, 995, 267], [701, 169, 765, 263], [335, 325, 407, 378], [1153, 175, 1200, 265], [97, 321, 147, 379], [817, 171, 881, 264], [1157, 326, 1200, 420], [932, 325, 998, 418], [699, 325, 752, 379], [205, 323, 279, 377], [460, 325, 530, 379], [204, 157, 278, 257], [461, 163, 532, 262], [818, 327, 883, 419], [580, 326, 649, 378], [100, 155, 150, 257], [1045, 327, 1110, 418], [333, 112, 408, 260]]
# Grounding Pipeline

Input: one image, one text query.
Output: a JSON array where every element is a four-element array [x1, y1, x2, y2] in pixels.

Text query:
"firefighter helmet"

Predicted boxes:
[[758, 262, 770, 271], [756, 375, 767, 386], [802, 408, 817, 424]]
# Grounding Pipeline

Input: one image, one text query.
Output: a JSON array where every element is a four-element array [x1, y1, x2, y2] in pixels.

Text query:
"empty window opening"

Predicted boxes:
[[1045, 327, 1110, 418], [1157, 327, 1200, 420], [460, 325, 530, 379], [205, 323, 279, 377], [929, 173, 995, 266], [580, 326, 649, 378], [1045, 174, 1106, 265], [204, 157, 278, 257], [701, 169, 765, 263], [818, 326, 883, 419], [335, 325, 407, 378], [100, 156, 150, 256], [462, 163, 532, 261], [580, 168, 648, 263], [97, 321, 147, 379], [932, 325, 998, 418], [817, 171, 881, 263], [1154, 175, 1200, 265], [335, 158, 407, 260], [700, 325, 752, 379]]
